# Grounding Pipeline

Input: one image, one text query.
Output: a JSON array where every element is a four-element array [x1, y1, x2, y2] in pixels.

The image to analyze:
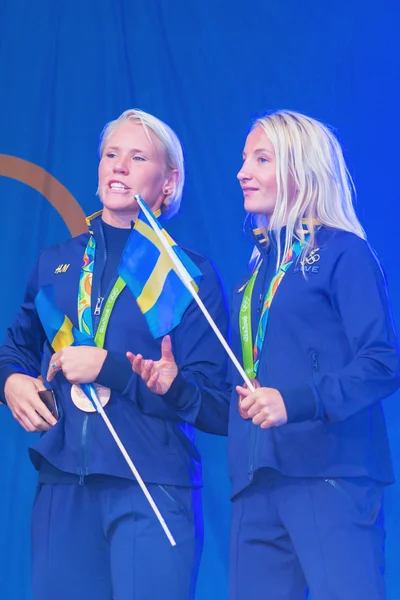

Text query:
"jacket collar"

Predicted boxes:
[[85, 210, 103, 235], [246, 215, 321, 256]]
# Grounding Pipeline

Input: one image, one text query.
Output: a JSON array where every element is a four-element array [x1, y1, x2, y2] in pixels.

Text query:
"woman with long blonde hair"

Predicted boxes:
[[128, 109, 399, 599], [228, 110, 399, 600]]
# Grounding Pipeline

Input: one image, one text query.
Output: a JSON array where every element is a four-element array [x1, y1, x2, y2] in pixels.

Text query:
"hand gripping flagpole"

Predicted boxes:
[[135, 194, 256, 394], [81, 383, 176, 546]]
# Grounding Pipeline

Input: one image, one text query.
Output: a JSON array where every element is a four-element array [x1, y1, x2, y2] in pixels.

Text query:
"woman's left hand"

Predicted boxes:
[[47, 346, 107, 384], [126, 335, 178, 395], [236, 385, 288, 429]]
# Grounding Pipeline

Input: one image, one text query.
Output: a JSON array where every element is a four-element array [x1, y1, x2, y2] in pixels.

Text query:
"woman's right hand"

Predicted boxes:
[[4, 373, 57, 432], [238, 378, 260, 418], [126, 335, 178, 395]]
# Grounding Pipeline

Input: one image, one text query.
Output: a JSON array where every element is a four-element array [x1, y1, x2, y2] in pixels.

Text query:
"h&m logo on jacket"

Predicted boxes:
[[293, 248, 321, 274], [54, 263, 70, 274]]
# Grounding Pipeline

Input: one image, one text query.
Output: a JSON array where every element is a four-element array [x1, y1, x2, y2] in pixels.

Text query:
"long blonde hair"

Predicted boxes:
[[249, 110, 366, 269]]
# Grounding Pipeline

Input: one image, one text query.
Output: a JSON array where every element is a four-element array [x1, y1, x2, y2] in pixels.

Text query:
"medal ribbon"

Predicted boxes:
[[77, 236, 126, 348], [240, 236, 309, 378]]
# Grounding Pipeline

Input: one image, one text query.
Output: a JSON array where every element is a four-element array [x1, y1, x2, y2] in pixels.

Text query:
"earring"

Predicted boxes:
[[163, 189, 170, 195]]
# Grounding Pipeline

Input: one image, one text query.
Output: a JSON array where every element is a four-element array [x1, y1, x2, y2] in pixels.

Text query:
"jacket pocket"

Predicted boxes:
[[157, 484, 192, 521], [324, 477, 383, 523]]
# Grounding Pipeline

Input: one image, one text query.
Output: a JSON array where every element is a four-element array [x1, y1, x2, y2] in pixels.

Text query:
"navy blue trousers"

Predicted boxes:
[[32, 478, 203, 600], [229, 469, 385, 600]]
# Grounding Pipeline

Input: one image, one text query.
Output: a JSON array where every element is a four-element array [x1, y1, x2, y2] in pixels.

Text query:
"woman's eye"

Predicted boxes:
[[132, 156, 145, 161]]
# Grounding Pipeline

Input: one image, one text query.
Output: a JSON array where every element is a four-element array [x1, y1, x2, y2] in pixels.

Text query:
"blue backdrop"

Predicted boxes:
[[0, 1, 399, 598]]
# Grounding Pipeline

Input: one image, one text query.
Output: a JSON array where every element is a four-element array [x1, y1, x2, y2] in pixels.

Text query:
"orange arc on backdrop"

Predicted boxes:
[[0, 154, 88, 236]]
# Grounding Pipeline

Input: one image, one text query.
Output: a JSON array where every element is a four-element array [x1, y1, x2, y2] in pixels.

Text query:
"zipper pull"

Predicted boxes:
[[94, 296, 104, 316]]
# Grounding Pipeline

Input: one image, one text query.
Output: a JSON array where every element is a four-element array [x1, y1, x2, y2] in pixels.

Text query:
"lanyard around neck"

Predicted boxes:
[[240, 237, 308, 378]]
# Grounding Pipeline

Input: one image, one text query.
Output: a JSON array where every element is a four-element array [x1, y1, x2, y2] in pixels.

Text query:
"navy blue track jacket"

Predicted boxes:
[[0, 213, 229, 487], [228, 226, 400, 497]]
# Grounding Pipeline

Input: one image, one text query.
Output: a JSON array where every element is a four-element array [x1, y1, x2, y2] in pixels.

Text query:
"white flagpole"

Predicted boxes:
[[84, 384, 176, 546], [135, 194, 256, 393]]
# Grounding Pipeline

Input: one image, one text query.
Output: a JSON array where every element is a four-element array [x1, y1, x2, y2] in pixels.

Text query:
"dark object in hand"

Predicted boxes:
[[38, 389, 59, 421]]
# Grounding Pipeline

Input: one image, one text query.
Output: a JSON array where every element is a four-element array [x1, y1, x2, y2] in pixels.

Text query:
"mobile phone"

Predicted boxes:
[[38, 389, 59, 421]]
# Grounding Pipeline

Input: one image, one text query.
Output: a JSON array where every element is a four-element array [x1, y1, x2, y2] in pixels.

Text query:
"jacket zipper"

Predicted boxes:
[[250, 351, 319, 481], [93, 222, 107, 333], [248, 270, 268, 481], [311, 352, 320, 383], [94, 296, 104, 316], [93, 224, 120, 335], [79, 222, 107, 480], [79, 414, 89, 485], [248, 433, 257, 481]]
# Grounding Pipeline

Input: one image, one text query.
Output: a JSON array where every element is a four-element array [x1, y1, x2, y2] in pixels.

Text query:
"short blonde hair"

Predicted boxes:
[[99, 109, 184, 219]]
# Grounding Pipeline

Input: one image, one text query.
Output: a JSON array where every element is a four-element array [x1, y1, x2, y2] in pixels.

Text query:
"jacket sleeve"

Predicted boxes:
[[0, 258, 46, 403], [120, 259, 231, 435], [281, 235, 400, 424]]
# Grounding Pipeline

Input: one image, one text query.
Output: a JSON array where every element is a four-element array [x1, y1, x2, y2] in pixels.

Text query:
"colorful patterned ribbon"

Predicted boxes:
[[240, 237, 309, 378], [77, 236, 126, 348]]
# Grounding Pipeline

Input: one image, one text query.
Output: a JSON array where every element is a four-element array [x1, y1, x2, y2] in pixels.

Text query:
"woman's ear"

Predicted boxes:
[[163, 168, 179, 198]]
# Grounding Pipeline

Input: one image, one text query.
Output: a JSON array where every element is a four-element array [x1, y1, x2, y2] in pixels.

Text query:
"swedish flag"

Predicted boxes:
[[118, 205, 202, 339], [35, 285, 98, 410], [35, 285, 94, 351]]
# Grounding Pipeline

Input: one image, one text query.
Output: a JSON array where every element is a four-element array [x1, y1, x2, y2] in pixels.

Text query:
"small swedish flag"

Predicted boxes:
[[35, 285, 95, 351], [118, 203, 202, 339]]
